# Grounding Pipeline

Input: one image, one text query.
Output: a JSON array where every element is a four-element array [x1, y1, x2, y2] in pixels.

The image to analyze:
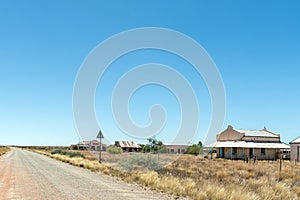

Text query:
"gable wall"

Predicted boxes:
[[217, 127, 243, 141]]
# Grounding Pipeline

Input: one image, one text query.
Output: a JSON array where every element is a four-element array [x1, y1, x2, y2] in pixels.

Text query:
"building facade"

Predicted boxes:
[[206, 125, 290, 160], [78, 140, 106, 151], [115, 141, 142, 152], [165, 145, 190, 154], [290, 137, 300, 162]]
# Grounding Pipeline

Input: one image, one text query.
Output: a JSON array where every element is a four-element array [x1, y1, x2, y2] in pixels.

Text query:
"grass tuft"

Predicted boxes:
[[0, 146, 10, 156]]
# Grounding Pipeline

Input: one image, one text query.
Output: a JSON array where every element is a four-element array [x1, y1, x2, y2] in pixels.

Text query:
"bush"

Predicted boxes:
[[185, 144, 201, 156], [119, 154, 162, 172], [51, 149, 85, 158], [51, 149, 66, 155], [107, 146, 123, 154], [67, 151, 85, 158], [157, 146, 168, 153]]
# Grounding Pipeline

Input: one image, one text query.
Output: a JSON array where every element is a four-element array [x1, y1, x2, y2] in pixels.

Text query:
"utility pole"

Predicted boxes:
[[97, 130, 104, 163]]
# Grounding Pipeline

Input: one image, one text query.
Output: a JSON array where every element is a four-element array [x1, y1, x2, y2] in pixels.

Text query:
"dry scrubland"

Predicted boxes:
[[30, 149, 300, 200], [0, 146, 10, 156]]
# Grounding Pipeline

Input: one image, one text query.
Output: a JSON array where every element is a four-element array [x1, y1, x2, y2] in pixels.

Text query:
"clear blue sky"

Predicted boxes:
[[0, 1, 300, 145]]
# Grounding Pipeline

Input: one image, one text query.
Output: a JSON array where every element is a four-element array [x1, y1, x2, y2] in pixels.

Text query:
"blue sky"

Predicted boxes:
[[0, 1, 300, 145]]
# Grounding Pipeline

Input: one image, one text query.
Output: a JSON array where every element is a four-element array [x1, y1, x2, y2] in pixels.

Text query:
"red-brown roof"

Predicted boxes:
[[117, 141, 141, 148]]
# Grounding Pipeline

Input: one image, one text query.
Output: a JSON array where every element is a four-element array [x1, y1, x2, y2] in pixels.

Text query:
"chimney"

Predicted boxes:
[[228, 125, 233, 130]]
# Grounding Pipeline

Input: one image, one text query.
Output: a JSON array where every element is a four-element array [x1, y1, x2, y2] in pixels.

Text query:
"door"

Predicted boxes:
[[219, 147, 224, 158], [249, 148, 254, 158]]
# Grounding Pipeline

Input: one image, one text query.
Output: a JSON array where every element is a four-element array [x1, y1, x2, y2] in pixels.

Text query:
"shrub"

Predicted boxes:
[[185, 144, 201, 156], [67, 151, 85, 158], [51, 149, 66, 155], [51, 149, 85, 158], [107, 146, 123, 154], [119, 154, 162, 172]]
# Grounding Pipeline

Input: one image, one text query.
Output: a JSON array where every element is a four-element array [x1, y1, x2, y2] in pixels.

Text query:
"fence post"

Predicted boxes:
[[279, 157, 282, 172], [278, 156, 283, 181]]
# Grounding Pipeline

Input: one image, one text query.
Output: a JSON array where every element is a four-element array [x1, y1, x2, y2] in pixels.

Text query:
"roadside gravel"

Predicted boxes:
[[0, 148, 181, 200]]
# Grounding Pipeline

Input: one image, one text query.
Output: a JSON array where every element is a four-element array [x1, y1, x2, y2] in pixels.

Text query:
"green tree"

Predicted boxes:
[[143, 137, 165, 153], [107, 146, 123, 154], [142, 144, 151, 153], [198, 141, 203, 148], [185, 141, 203, 156]]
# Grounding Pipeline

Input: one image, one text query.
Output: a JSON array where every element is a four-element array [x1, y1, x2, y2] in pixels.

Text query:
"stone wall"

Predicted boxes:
[[217, 126, 244, 141]]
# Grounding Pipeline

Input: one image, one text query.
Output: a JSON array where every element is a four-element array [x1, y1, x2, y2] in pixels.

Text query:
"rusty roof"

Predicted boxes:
[[117, 141, 141, 148]]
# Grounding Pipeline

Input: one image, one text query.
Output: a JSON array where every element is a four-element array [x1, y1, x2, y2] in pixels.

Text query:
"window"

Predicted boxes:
[[233, 148, 237, 155], [261, 148, 266, 155]]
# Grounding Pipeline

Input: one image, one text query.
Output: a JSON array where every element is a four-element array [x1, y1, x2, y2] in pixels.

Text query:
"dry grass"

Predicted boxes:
[[29, 149, 300, 200], [0, 146, 10, 156], [156, 155, 300, 200], [30, 149, 129, 178], [86, 150, 180, 168], [32, 150, 108, 172]]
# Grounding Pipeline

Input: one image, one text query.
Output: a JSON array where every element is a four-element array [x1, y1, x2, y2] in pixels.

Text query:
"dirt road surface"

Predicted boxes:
[[0, 148, 176, 200]]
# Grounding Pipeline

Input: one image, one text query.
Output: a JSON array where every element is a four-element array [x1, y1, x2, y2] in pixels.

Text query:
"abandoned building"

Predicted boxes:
[[164, 144, 190, 154], [115, 141, 142, 152], [206, 125, 290, 160], [78, 140, 106, 151]]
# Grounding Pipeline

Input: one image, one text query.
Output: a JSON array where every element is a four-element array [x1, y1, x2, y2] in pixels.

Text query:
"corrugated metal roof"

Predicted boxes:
[[290, 136, 300, 144], [204, 141, 290, 149], [234, 129, 279, 138], [117, 141, 141, 148]]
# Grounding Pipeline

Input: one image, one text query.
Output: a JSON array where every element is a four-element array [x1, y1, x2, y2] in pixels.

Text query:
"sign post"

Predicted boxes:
[[97, 130, 104, 163]]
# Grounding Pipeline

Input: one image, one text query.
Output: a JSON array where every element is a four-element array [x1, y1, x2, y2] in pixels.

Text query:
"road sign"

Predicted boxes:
[[97, 130, 104, 163], [97, 130, 104, 138]]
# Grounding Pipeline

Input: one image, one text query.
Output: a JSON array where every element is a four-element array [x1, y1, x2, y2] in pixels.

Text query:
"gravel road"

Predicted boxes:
[[0, 148, 176, 200]]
